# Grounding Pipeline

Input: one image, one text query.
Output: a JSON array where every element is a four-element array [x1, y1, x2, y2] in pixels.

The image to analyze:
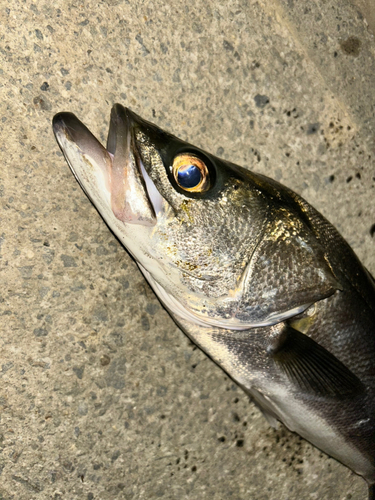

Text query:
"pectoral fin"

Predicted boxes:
[[268, 324, 364, 398], [246, 387, 280, 429]]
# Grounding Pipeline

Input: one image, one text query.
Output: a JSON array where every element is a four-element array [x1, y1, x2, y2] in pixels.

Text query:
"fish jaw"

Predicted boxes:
[[52, 112, 113, 214], [106, 104, 159, 226], [52, 109, 170, 266], [52, 109, 201, 315], [52, 108, 163, 228]]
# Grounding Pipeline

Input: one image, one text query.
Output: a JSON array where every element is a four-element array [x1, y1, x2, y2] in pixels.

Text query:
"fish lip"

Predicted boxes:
[[52, 111, 112, 207], [53, 111, 85, 143], [106, 104, 163, 226], [107, 104, 133, 156], [53, 105, 164, 227], [107, 104, 148, 164]]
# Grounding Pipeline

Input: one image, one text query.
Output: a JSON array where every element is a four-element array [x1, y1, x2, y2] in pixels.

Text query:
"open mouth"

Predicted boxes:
[[52, 104, 164, 227]]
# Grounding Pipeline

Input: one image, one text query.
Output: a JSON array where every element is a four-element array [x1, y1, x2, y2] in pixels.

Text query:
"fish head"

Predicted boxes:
[[53, 104, 330, 330]]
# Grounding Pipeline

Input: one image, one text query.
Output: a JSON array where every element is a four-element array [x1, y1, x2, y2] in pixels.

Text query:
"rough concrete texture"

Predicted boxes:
[[1, 0, 375, 499]]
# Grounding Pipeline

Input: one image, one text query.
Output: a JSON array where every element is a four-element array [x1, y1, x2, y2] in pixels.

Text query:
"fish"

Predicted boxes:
[[52, 104, 375, 499]]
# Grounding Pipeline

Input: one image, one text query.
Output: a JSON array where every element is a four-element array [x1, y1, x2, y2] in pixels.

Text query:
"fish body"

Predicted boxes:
[[53, 105, 375, 498]]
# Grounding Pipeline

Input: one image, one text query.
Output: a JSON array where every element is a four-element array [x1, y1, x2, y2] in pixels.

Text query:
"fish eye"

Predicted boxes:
[[172, 153, 210, 192]]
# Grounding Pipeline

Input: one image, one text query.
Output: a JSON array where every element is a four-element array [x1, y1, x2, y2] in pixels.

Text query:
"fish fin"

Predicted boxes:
[[259, 408, 279, 429], [245, 387, 280, 429], [369, 484, 375, 500], [269, 324, 365, 398]]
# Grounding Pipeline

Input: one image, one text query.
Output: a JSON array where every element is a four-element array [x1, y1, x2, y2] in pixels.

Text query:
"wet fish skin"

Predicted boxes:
[[53, 104, 375, 499]]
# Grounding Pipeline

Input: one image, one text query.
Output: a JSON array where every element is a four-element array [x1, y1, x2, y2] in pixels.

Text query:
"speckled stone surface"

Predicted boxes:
[[1, 1, 374, 499]]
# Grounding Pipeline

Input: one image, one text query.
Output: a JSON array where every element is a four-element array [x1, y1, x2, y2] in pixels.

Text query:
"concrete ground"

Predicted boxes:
[[1, 0, 374, 499]]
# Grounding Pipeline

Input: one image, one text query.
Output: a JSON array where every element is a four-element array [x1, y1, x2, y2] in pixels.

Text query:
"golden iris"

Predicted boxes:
[[172, 154, 210, 192]]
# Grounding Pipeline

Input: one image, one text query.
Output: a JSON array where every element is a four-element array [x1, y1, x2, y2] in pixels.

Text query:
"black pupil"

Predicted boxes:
[[177, 164, 202, 188]]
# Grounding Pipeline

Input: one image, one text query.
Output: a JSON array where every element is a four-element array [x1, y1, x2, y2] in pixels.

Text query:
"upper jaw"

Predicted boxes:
[[52, 104, 164, 228], [106, 104, 158, 226]]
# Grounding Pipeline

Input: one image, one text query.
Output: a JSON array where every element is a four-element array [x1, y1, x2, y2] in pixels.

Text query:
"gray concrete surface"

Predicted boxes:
[[1, 0, 374, 499]]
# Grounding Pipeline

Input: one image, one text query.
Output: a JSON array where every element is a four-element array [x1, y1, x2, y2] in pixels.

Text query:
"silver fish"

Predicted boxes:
[[53, 104, 375, 499]]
